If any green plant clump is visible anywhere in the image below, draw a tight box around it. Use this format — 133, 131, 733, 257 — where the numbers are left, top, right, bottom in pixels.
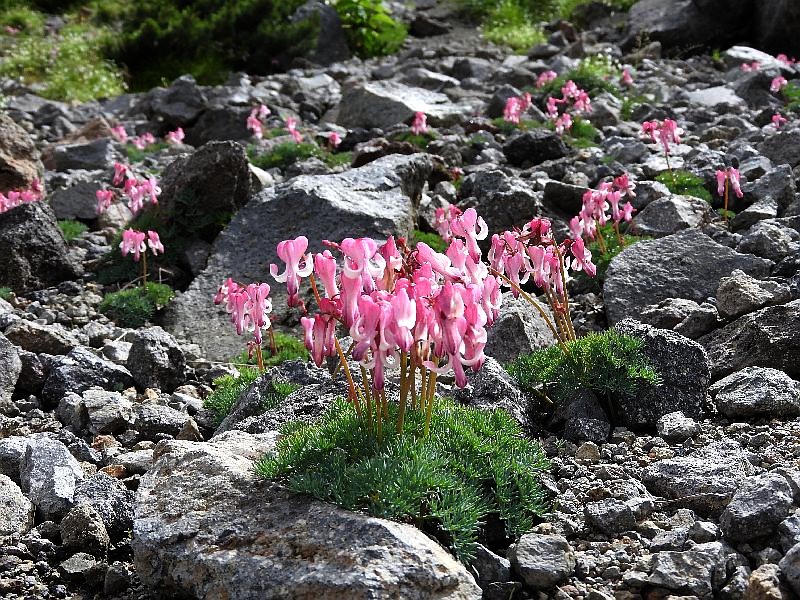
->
409, 229, 448, 254
57, 219, 88, 242
248, 141, 351, 170
0, 286, 11, 300
481, 0, 546, 51
782, 82, 800, 113
204, 368, 297, 426
576, 224, 644, 288
256, 397, 550, 564
538, 55, 621, 98
234, 331, 310, 368
490, 116, 543, 134
655, 170, 712, 203
98, 282, 174, 328
506, 329, 661, 423
333, 0, 406, 58
125, 141, 170, 163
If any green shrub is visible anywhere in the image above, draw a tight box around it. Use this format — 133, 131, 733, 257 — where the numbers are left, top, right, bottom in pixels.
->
256, 397, 550, 564
125, 141, 169, 163
655, 170, 712, 203
506, 330, 661, 424
410, 229, 448, 254
333, 0, 406, 58
204, 368, 298, 426
57, 219, 88, 242
482, 0, 546, 51
558, 0, 637, 20
234, 331, 310, 368
248, 142, 350, 170
391, 130, 438, 149
783, 82, 800, 113
0, 287, 11, 300
98, 282, 174, 327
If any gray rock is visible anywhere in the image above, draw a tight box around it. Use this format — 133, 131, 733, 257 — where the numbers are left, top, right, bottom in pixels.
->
639, 298, 718, 339
542, 180, 585, 216
731, 69, 782, 110
602, 136, 650, 165
459, 171, 541, 234
133, 434, 482, 599
164, 154, 432, 361
698, 299, 800, 379
291, 0, 351, 65
61, 504, 110, 555
551, 388, 611, 444
503, 130, 569, 167
41, 347, 136, 407
633, 195, 713, 237
58, 388, 136, 435
656, 411, 699, 442
452, 357, 530, 429
716, 269, 791, 319
185, 106, 251, 147
0, 111, 42, 190
737, 220, 800, 261
116, 449, 153, 475
49, 173, 105, 220
0, 202, 81, 293
473, 544, 511, 585
51, 138, 116, 172
719, 473, 794, 542
779, 542, 800, 596
59, 552, 101, 583
508, 533, 575, 589
644, 541, 741, 598
642, 439, 755, 517
73, 472, 134, 538
0, 436, 29, 482
778, 515, 800, 553
723, 46, 792, 73
732, 166, 796, 232
134, 403, 196, 440
584, 498, 636, 535
485, 85, 523, 119
604, 229, 772, 325
104, 561, 134, 596
484, 293, 556, 364
0, 332, 21, 405
754, 0, 800, 58
141, 75, 207, 128
613, 320, 711, 427
709, 366, 800, 419
126, 326, 186, 392
759, 130, 800, 168
20, 437, 84, 521
337, 81, 466, 130
685, 86, 745, 109
0, 474, 33, 537
4, 319, 81, 355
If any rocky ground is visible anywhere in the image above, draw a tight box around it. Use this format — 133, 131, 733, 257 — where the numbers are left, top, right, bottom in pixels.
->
1, 0, 800, 599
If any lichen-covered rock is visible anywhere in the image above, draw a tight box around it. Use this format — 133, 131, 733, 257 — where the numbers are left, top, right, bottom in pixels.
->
507, 533, 575, 590
0, 111, 43, 191
126, 326, 186, 393
709, 367, 800, 419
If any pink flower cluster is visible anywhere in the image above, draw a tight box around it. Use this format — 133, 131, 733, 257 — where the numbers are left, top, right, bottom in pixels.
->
119, 229, 163, 262
165, 127, 185, 144
740, 61, 761, 72
269, 209, 499, 390
214, 279, 273, 345
96, 162, 161, 215
131, 132, 156, 151
0, 179, 44, 214
716, 167, 743, 199
286, 117, 302, 143
246, 104, 271, 139
620, 68, 634, 87
570, 174, 636, 241
777, 54, 796, 66
111, 125, 128, 144
772, 113, 788, 129
411, 111, 428, 135
328, 131, 342, 148
771, 76, 789, 93
546, 80, 591, 136
536, 70, 557, 89
503, 93, 532, 124
640, 118, 683, 156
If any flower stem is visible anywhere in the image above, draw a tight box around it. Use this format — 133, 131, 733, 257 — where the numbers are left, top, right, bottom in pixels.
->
255, 344, 264, 372
397, 351, 408, 434
142, 252, 148, 287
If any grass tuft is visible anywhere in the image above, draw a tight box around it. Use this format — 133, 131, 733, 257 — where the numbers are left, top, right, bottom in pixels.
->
248, 142, 351, 171
202, 367, 299, 426
57, 219, 88, 242
98, 282, 174, 328
655, 170, 712, 203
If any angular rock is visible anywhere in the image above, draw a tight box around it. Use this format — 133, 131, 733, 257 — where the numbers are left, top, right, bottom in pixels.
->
642, 439, 755, 517
633, 195, 713, 237
61, 504, 110, 555
459, 171, 541, 234
584, 499, 636, 535
4, 319, 81, 355
452, 357, 530, 429
604, 229, 772, 325
709, 366, 800, 419
0, 332, 21, 405
164, 154, 432, 360
656, 411, 699, 442
133, 434, 482, 599
133, 403, 196, 440
185, 106, 251, 147
49, 173, 106, 221
737, 220, 800, 261
0, 112, 42, 191
550, 388, 611, 444
779, 542, 800, 596
141, 75, 207, 128
51, 138, 116, 172
0, 474, 33, 537
0, 436, 29, 483
291, 0, 350, 65
758, 131, 800, 169
41, 347, 136, 407
613, 320, 711, 427
484, 293, 556, 364
20, 437, 85, 521
639, 298, 718, 340
698, 300, 800, 379
719, 473, 794, 542
503, 130, 569, 167
126, 326, 186, 393
337, 81, 466, 130
716, 269, 791, 319
508, 533, 575, 590
0, 202, 81, 293
644, 541, 741, 598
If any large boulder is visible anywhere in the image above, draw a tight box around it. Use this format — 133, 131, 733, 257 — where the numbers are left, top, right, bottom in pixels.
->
754, 0, 800, 57
140, 75, 207, 129
0, 112, 43, 191
0, 202, 81, 293
291, 0, 351, 65
41, 347, 136, 407
502, 130, 569, 168
50, 138, 116, 172
719, 472, 795, 543
0, 474, 33, 537
459, 171, 542, 234
709, 366, 800, 418
133, 433, 482, 599
698, 299, 800, 379
507, 534, 575, 590
632, 195, 713, 237
337, 81, 469, 130
604, 229, 772, 325
164, 154, 433, 360
126, 326, 186, 393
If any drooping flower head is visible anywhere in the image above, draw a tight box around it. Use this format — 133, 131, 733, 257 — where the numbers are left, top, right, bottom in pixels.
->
771, 76, 788, 93
270, 236, 313, 308
536, 70, 557, 88
146, 230, 164, 255
286, 117, 303, 143
111, 125, 128, 144
165, 128, 185, 144
119, 229, 147, 262
328, 131, 342, 148
772, 113, 788, 129
411, 111, 428, 135
96, 189, 114, 214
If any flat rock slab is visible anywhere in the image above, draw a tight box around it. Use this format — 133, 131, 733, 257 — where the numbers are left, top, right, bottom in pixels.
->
133, 432, 482, 600
604, 229, 772, 325
164, 153, 433, 361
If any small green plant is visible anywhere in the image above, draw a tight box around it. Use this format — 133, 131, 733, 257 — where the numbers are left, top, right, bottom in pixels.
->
0, 287, 11, 300
98, 282, 174, 328
575, 224, 643, 289
125, 141, 169, 163
538, 55, 620, 98
558, 0, 636, 20
655, 170, 712, 203
391, 130, 437, 149
783, 82, 800, 113
234, 331, 310, 368
410, 229, 448, 254
204, 367, 260, 425
256, 397, 550, 564
57, 219, 88, 242
248, 142, 351, 170
620, 94, 645, 121
333, 0, 406, 58
491, 116, 543, 134
482, 0, 546, 52
552, 117, 598, 148
507, 329, 661, 424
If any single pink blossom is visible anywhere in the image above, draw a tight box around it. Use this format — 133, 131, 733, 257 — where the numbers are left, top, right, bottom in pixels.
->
504, 97, 522, 123
146, 231, 164, 255
621, 68, 634, 87
111, 125, 128, 144
772, 113, 788, 129
286, 117, 302, 143
411, 111, 428, 135
270, 236, 313, 308
165, 127, 185, 144
120, 229, 146, 262
113, 162, 130, 186
328, 131, 342, 148
247, 115, 263, 139
95, 189, 114, 214
771, 76, 788, 93
554, 113, 572, 135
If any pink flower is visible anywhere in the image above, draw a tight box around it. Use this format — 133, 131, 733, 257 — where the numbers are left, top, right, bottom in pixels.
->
448, 207, 488, 263
314, 250, 339, 297
772, 113, 787, 129
255, 104, 270, 120
247, 115, 263, 139
570, 237, 596, 277
716, 169, 726, 197
124, 179, 145, 214
411, 111, 428, 135
214, 277, 240, 307
4, 26, 19, 35
112, 162, 130, 186
658, 118, 683, 154
621, 202, 635, 222
771, 76, 788, 93
95, 189, 114, 214
740, 61, 760, 72
146, 231, 164, 255
520, 92, 532, 111
613, 173, 636, 198
270, 236, 313, 308
546, 96, 563, 118
165, 128, 185, 144
328, 131, 342, 148
640, 120, 660, 143
728, 168, 743, 198
573, 91, 591, 113
536, 70, 557, 88
302, 312, 336, 366
286, 117, 302, 143
244, 283, 272, 344
621, 68, 634, 87
120, 229, 147, 262
554, 113, 572, 135
143, 177, 161, 205
504, 97, 522, 124
111, 125, 128, 144
776, 54, 795, 65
